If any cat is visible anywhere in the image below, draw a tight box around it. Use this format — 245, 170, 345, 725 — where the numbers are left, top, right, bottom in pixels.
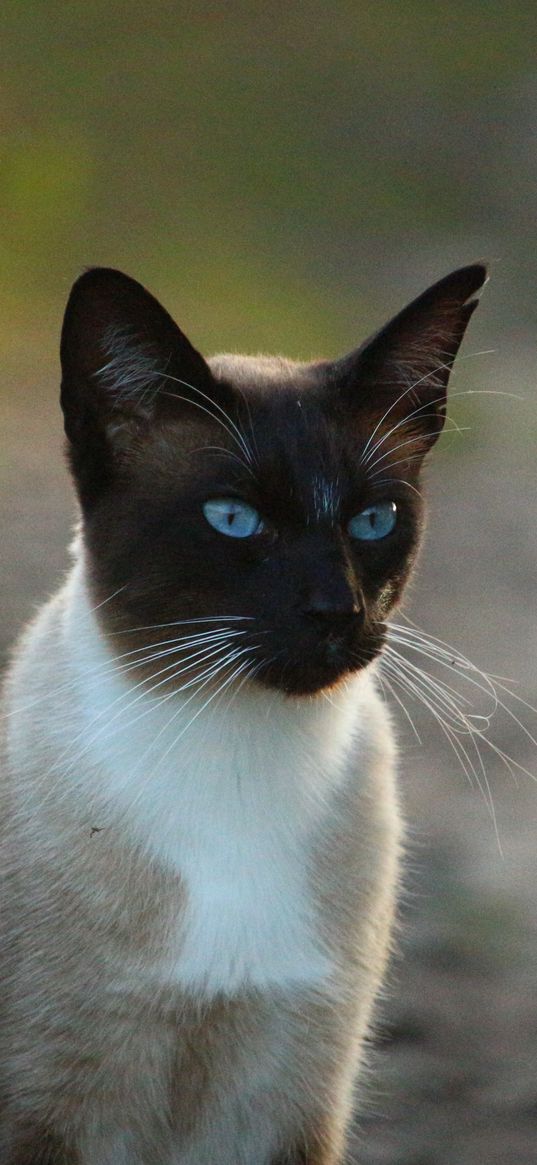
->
0, 262, 486, 1164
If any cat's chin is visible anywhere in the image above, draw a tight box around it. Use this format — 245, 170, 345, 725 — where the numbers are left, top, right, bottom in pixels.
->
252, 645, 380, 698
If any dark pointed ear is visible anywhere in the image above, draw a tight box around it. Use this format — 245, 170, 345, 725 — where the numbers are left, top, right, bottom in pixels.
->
60, 267, 223, 505
328, 263, 488, 452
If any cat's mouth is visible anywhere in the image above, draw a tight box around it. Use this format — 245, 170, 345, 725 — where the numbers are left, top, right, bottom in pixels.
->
254, 626, 385, 696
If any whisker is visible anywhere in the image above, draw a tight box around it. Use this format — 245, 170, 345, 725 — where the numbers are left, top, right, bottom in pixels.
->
384, 644, 490, 731
362, 383, 523, 472
377, 670, 422, 743
379, 612, 537, 849
391, 615, 521, 685
128, 649, 259, 788
236, 384, 261, 468
358, 346, 496, 466
380, 652, 502, 844
365, 424, 470, 477
387, 621, 537, 750
367, 453, 438, 480
2, 628, 246, 719
89, 585, 128, 612
112, 615, 253, 635
211, 653, 264, 720
160, 371, 254, 467
47, 639, 251, 786
359, 356, 461, 467
189, 444, 257, 478
103, 647, 253, 767
104, 630, 246, 678
372, 478, 424, 501
389, 629, 535, 754
82, 649, 259, 826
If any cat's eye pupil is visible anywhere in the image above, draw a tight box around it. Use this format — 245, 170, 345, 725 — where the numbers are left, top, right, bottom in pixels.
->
347, 501, 397, 542
203, 498, 264, 539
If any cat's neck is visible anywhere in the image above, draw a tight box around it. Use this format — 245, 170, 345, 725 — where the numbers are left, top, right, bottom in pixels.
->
35, 554, 376, 857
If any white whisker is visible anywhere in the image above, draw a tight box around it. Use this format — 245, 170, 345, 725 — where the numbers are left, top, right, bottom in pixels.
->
120, 649, 259, 808
89, 585, 128, 612
2, 628, 246, 719
113, 615, 252, 635
380, 652, 502, 847
160, 371, 254, 468
377, 670, 422, 743
189, 444, 257, 478
48, 639, 254, 787
372, 478, 424, 501
359, 357, 458, 467
362, 383, 522, 472
379, 614, 537, 849
151, 654, 255, 773
365, 423, 469, 477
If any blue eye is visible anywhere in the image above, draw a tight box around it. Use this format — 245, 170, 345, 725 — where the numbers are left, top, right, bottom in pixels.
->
203, 498, 264, 539
348, 501, 397, 541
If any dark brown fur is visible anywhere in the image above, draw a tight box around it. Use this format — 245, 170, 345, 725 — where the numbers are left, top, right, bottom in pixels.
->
3, 1127, 78, 1165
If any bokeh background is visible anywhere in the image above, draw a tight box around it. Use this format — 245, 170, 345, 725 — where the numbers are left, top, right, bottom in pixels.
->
1, 5, 536, 1162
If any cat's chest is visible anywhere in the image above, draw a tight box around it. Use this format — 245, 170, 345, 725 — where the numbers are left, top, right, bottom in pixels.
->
158, 808, 333, 996
85, 676, 363, 998
130, 750, 339, 997
62, 638, 365, 1001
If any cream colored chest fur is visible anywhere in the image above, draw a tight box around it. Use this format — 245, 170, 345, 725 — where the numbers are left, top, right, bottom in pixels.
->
5, 563, 395, 1002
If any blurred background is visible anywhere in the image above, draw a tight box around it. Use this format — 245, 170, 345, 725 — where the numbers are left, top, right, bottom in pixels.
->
1, 4, 536, 1162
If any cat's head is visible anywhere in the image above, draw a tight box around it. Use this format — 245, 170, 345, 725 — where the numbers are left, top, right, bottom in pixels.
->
60, 264, 486, 696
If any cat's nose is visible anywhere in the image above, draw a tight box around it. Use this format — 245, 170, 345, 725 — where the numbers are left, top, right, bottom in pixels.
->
301, 588, 363, 631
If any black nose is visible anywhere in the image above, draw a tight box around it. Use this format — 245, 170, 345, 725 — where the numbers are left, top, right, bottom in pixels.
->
301, 588, 363, 633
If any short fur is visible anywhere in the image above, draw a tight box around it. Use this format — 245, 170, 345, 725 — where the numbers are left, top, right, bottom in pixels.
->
0, 264, 486, 1163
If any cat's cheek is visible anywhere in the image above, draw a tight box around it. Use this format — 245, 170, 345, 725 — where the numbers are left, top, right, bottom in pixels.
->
375, 581, 398, 616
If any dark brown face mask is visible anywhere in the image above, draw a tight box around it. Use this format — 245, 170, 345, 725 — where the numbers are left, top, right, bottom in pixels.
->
60, 263, 487, 695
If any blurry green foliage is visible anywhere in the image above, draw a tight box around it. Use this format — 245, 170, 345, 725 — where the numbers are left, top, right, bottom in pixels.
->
0, 2, 535, 392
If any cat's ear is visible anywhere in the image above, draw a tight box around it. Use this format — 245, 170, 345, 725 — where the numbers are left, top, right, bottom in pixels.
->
330, 263, 488, 451
60, 267, 223, 503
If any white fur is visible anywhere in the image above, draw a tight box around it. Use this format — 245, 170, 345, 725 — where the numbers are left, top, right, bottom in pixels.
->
7, 554, 386, 999
312, 473, 339, 522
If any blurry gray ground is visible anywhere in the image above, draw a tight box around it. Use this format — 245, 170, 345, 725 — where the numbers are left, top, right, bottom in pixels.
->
2, 376, 536, 1165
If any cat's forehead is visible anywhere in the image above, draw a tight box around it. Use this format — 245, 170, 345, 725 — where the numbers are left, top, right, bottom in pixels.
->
203, 357, 355, 528
126, 350, 348, 517
208, 352, 314, 393
210, 351, 331, 431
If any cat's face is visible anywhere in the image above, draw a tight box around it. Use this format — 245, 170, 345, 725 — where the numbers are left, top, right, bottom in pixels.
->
60, 265, 486, 696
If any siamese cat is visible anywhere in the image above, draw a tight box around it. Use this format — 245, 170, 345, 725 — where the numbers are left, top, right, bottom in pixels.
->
0, 262, 486, 1164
